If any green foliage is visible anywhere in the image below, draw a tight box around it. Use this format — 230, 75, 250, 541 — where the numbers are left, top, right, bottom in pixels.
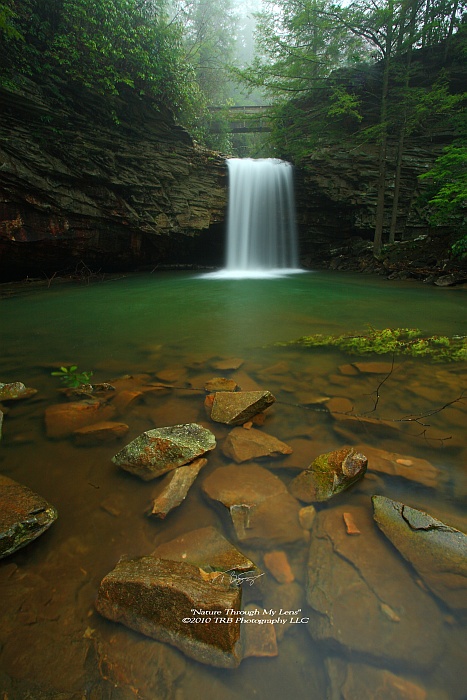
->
0, 2, 22, 39
451, 234, 467, 259
420, 142, 467, 227
277, 327, 467, 362
51, 365, 93, 388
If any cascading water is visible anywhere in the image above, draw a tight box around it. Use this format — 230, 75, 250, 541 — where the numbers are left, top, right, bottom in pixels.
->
206, 158, 300, 279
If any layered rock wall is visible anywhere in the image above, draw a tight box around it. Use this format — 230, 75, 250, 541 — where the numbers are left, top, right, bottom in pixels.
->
0, 80, 228, 280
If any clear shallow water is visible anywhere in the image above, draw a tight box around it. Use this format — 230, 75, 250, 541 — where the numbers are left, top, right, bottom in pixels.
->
0, 270, 466, 699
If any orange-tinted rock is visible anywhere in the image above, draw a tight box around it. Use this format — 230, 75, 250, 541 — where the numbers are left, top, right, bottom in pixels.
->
202, 464, 287, 508
45, 400, 116, 438
343, 512, 361, 535
0, 475, 57, 558
325, 397, 354, 417
73, 421, 129, 445
263, 551, 295, 584
222, 427, 292, 463
355, 444, 440, 488
338, 364, 359, 376
96, 556, 242, 668
148, 458, 207, 519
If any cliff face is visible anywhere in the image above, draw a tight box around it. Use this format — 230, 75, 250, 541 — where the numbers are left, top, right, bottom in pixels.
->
0, 79, 228, 280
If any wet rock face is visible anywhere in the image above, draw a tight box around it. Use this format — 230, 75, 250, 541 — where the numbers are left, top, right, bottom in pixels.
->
148, 457, 207, 519
306, 505, 444, 669
206, 390, 275, 426
0, 476, 57, 558
0, 80, 227, 280
0, 382, 37, 401
372, 495, 467, 614
112, 423, 216, 481
289, 447, 367, 502
96, 556, 242, 668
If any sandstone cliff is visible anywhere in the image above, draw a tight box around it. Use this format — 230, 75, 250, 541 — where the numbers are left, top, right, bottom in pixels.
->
0, 79, 227, 280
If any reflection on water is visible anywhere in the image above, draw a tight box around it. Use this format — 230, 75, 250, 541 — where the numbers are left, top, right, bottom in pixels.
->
0, 271, 466, 698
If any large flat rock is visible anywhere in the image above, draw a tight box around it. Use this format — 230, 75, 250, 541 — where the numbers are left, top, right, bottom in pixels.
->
96, 556, 243, 668
306, 505, 444, 669
0, 475, 57, 558
372, 495, 467, 614
356, 444, 440, 488
112, 423, 216, 481
222, 427, 293, 463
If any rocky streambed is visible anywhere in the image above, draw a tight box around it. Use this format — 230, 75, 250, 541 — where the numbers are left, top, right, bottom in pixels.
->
0, 341, 466, 698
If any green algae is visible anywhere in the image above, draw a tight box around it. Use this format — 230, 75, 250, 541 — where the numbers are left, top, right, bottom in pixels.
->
277, 327, 467, 362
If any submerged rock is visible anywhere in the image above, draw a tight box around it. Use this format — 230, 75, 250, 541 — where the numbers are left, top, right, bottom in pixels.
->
112, 423, 216, 481
73, 420, 129, 445
152, 525, 258, 575
203, 465, 306, 547
0, 475, 57, 558
0, 409, 3, 441
325, 658, 427, 700
206, 390, 275, 426
222, 427, 293, 463
372, 495, 467, 614
0, 381, 37, 401
148, 458, 207, 519
96, 556, 243, 667
45, 399, 116, 438
306, 505, 443, 668
204, 377, 238, 392
289, 447, 367, 503
356, 444, 440, 488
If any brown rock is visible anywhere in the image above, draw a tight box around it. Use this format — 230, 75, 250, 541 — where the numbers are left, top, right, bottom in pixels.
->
96, 556, 242, 667
325, 396, 354, 416
212, 358, 244, 371
355, 444, 440, 488
222, 427, 293, 463
338, 364, 360, 376
112, 389, 144, 413
352, 361, 396, 374
343, 511, 361, 535
152, 525, 258, 575
289, 447, 367, 503
0, 475, 58, 558
45, 400, 116, 438
0, 381, 37, 401
263, 551, 295, 584
112, 423, 216, 481
325, 658, 427, 700
204, 377, 238, 392
207, 390, 275, 426
242, 604, 278, 658
202, 464, 287, 507
306, 505, 444, 668
299, 505, 317, 530
73, 421, 129, 445
148, 458, 207, 519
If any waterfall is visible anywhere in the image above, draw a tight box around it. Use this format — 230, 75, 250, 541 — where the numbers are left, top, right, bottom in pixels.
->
222, 158, 300, 278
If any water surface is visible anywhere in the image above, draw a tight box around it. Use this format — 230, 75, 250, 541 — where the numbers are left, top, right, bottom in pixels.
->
0, 270, 465, 698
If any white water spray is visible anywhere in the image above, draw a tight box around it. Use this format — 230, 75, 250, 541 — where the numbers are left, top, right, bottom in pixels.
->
203, 158, 300, 279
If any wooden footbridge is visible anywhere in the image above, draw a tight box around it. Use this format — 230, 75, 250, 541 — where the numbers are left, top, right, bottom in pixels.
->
209, 105, 272, 133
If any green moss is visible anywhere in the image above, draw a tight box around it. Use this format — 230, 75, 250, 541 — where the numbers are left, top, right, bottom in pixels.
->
277, 327, 467, 362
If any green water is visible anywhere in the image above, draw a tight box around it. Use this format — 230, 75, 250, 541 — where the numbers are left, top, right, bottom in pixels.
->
0, 271, 466, 698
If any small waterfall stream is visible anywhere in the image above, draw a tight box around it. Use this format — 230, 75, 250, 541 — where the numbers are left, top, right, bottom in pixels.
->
220, 158, 300, 278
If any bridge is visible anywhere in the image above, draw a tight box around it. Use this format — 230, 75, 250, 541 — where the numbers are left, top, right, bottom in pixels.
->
209, 105, 272, 133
